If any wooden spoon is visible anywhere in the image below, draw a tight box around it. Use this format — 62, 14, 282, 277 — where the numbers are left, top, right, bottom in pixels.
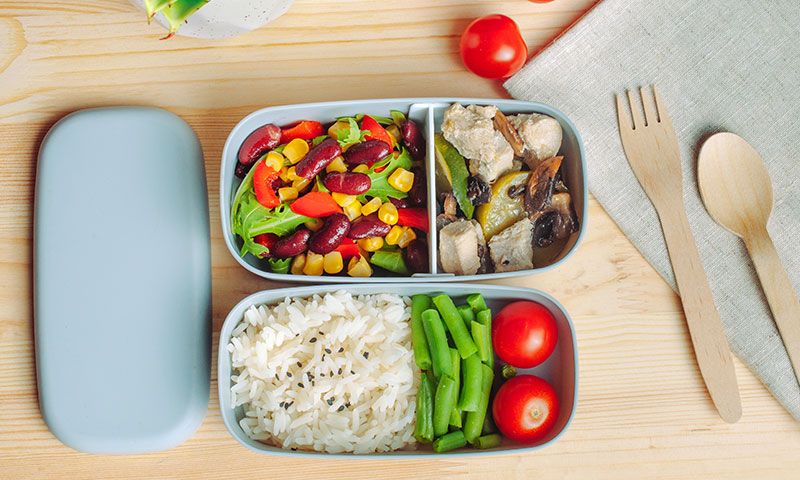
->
698, 132, 800, 387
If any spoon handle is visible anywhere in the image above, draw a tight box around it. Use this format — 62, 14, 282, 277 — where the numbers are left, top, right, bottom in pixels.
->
659, 206, 742, 423
745, 227, 800, 386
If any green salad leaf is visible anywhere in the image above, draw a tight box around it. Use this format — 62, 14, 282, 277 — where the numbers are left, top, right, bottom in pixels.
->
311, 135, 328, 146
268, 257, 292, 274
336, 113, 394, 125
334, 118, 370, 146
357, 148, 413, 202
390, 110, 407, 125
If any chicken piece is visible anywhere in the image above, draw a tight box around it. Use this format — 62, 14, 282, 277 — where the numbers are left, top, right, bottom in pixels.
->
438, 219, 485, 275
507, 113, 563, 169
442, 103, 514, 184
489, 218, 534, 273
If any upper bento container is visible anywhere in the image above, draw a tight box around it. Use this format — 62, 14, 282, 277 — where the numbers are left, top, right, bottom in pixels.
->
220, 98, 587, 283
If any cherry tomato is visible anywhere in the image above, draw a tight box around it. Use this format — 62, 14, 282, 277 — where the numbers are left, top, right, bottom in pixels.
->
492, 374, 559, 443
459, 14, 528, 79
493, 301, 557, 368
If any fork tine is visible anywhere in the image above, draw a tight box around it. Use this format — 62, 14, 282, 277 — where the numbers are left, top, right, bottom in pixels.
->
640, 86, 657, 125
626, 90, 644, 129
653, 85, 671, 125
615, 94, 634, 130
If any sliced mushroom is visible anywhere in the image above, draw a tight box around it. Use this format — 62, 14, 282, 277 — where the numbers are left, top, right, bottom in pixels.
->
436, 193, 459, 230
531, 192, 578, 247
524, 156, 563, 213
493, 110, 525, 157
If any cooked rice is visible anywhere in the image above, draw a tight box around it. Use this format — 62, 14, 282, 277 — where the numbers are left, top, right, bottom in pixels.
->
227, 290, 418, 453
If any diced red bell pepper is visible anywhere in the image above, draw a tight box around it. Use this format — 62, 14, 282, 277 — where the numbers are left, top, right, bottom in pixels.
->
289, 191, 342, 218
335, 240, 361, 260
397, 208, 429, 232
254, 233, 278, 258
280, 120, 324, 144
253, 161, 281, 209
361, 115, 394, 149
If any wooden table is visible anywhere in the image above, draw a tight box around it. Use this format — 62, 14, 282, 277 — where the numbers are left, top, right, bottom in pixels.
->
1, 1, 798, 478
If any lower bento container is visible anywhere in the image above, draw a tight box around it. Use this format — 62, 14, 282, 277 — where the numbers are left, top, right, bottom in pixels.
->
220, 98, 587, 283
218, 283, 578, 458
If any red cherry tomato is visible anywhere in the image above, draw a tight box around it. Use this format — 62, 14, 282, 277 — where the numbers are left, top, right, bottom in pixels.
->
492, 375, 559, 443
459, 14, 528, 79
492, 301, 557, 368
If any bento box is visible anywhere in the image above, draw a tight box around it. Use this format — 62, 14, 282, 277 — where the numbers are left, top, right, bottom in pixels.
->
220, 98, 587, 283
217, 283, 578, 458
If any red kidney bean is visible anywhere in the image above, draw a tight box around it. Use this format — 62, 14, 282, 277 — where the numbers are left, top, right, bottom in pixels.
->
323, 172, 371, 195
308, 214, 350, 254
400, 120, 425, 160
343, 140, 391, 166
405, 239, 429, 274
347, 213, 391, 239
235, 162, 252, 179
271, 228, 311, 258
407, 167, 426, 206
238, 124, 281, 165
295, 138, 342, 179
389, 197, 410, 209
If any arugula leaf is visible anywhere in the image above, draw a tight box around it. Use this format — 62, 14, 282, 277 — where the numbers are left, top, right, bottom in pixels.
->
334, 118, 370, 146
268, 257, 292, 274
357, 148, 413, 202
232, 190, 311, 258
390, 110, 407, 125
311, 135, 328, 146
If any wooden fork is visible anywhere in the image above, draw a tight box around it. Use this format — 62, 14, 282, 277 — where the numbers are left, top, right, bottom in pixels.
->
616, 86, 742, 423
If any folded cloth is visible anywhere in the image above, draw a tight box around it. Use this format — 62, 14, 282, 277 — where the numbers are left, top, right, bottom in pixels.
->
505, 0, 800, 419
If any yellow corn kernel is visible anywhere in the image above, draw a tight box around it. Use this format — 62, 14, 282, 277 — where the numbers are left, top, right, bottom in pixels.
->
278, 187, 298, 203
332, 192, 357, 207
283, 138, 310, 164
378, 202, 399, 225
386, 124, 401, 147
292, 177, 311, 192
328, 120, 350, 139
397, 227, 417, 248
360, 197, 382, 216
385, 225, 404, 245
358, 236, 384, 252
353, 164, 370, 174
279, 166, 290, 182
325, 156, 348, 173
347, 255, 373, 277
263, 151, 285, 172
286, 166, 299, 181
290, 253, 307, 275
304, 217, 323, 231
388, 168, 414, 193
303, 252, 324, 276
343, 200, 362, 221
323, 251, 344, 274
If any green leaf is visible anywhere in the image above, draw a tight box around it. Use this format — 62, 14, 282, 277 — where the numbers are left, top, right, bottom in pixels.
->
390, 110, 407, 125
161, 0, 208, 36
232, 192, 311, 258
311, 135, 328, 146
268, 257, 292, 274
145, 0, 175, 18
357, 148, 413, 202
334, 118, 370, 146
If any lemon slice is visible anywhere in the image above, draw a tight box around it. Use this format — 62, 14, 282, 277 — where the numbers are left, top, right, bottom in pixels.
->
476, 170, 530, 240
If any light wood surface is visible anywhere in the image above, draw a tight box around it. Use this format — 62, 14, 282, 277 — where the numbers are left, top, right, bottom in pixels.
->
616, 87, 741, 423
698, 132, 800, 389
1, 2, 799, 479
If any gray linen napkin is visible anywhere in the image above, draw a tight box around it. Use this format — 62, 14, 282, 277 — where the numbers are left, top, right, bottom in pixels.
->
505, 0, 800, 419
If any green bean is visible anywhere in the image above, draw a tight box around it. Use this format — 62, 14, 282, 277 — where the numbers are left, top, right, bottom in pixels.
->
464, 363, 494, 444
448, 348, 462, 428
476, 308, 492, 326
411, 295, 432, 370
458, 353, 482, 412
422, 309, 453, 379
475, 433, 501, 449
482, 413, 497, 435
432, 430, 467, 453
433, 294, 477, 359
457, 304, 475, 326
471, 321, 492, 366
414, 372, 434, 443
433, 375, 458, 438
467, 293, 488, 312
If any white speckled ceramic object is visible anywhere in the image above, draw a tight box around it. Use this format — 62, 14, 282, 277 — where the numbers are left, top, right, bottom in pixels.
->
130, 0, 294, 39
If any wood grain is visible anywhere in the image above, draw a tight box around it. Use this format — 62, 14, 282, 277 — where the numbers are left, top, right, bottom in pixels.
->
1, 1, 799, 479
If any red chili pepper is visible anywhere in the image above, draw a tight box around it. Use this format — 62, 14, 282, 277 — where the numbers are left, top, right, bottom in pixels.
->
254, 233, 278, 258
280, 120, 324, 144
335, 240, 361, 260
361, 115, 394, 149
253, 161, 281, 209
397, 208, 429, 232
289, 191, 342, 218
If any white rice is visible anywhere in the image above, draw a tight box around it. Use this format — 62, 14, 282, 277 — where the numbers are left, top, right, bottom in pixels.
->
227, 290, 418, 454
